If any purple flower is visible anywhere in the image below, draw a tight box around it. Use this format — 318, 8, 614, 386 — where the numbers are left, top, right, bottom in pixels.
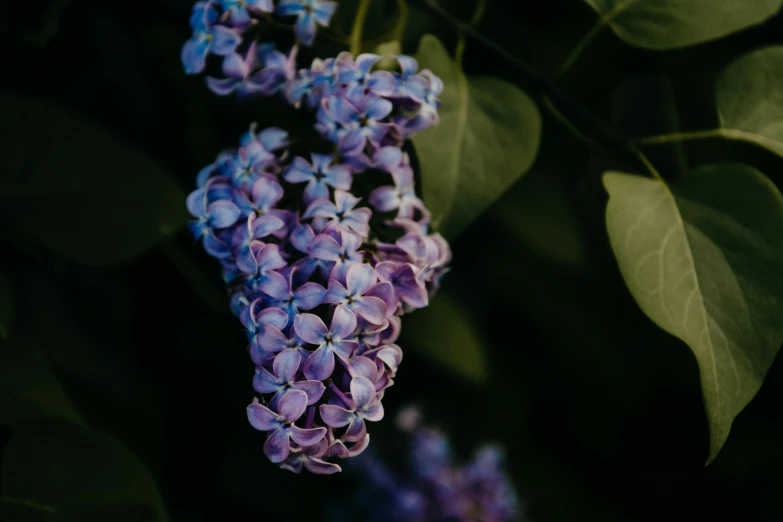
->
240, 301, 289, 357
186, 185, 241, 238
375, 261, 428, 310
247, 391, 326, 462
219, 143, 278, 189
323, 264, 388, 325
276, 0, 338, 46
390, 55, 428, 101
370, 147, 427, 220
264, 268, 327, 324
181, 3, 241, 74
307, 229, 363, 283
280, 437, 342, 474
233, 174, 287, 220
336, 53, 397, 98
324, 92, 393, 156
253, 349, 326, 404
284, 153, 352, 204
238, 243, 289, 298
294, 304, 358, 380
232, 212, 285, 265
320, 375, 384, 442
207, 43, 296, 97
303, 190, 372, 236
219, 0, 274, 26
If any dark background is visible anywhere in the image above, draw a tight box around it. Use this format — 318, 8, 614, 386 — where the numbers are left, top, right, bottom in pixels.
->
1, 0, 782, 521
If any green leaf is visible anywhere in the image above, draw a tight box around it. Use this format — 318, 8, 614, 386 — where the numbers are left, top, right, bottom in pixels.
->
412, 34, 541, 240
402, 288, 488, 383
0, 269, 13, 339
0, 94, 188, 266
715, 46, 783, 158
583, 0, 782, 50
0, 341, 82, 427
603, 165, 783, 463
2, 419, 167, 522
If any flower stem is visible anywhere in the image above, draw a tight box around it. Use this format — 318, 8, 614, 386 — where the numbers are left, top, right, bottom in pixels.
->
350, 0, 373, 56
455, 0, 488, 63
0, 496, 57, 513
557, 21, 605, 77
635, 129, 722, 145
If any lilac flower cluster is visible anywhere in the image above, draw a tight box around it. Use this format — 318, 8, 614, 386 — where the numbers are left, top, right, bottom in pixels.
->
183, 0, 449, 474
186, 129, 449, 473
182, 1, 443, 141
339, 407, 522, 522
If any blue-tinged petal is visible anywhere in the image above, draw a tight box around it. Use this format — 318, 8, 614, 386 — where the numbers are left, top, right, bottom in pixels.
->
257, 325, 291, 353
273, 349, 301, 382
211, 26, 241, 56
252, 214, 285, 238
397, 55, 419, 77
329, 95, 360, 125
255, 243, 287, 271
323, 281, 349, 304
186, 188, 207, 217
284, 156, 316, 183
236, 244, 258, 274
303, 179, 329, 204
258, 127, 289, 151
253, 368, 283, 394
294, 12, 317, 46
292, 380, 326, 404
361, 401, 384, 422
277, 389, 308, 421
186, 220, 207, 239
303, 344, 335, 381
308, 234, 341, 261
346, 264, 377, 295
349, 376, 376, 409
258, 307, 290, 330
369, 186, 400, 212
343, 417, 367, 442
206, 200, 241, 228
291, 224, 315, 253
338, 128, 366, 157
248, 0, 274, 13
206, 76, 239, 96
353, 296, 387, 325
312, 0, 338, 25
276, 0, 306, 16
293, 282, 327, 309
323, 164, 352, 189
347, 356, 378, 381
293, 313, 328, 345
195, 164, 215, 188
181, 37, 210, 75
203, 232, 232, 258
330, 304, 357, 338
222, 52, 249, 78
333, 339, 358, 359
247, 399, 281, 431
303, 199, 337, 219
190, 2, 217, 31
365, 95, 393, 120
264, 428, 292, 463
251, 174, 284, 209
345, 433, 369, 457
259, 270, 290, 300
319, 404, 355, 428
367, 70, 397, 96
377, 344, 403, 372
290, 426, 326, 446
311, 153, 333, 172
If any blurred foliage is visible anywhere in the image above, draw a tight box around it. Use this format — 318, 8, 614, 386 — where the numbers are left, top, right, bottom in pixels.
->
0, 0, 782, 521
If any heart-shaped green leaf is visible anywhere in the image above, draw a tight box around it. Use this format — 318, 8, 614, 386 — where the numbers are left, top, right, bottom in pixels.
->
604, 165, 783, 463
413, 34, 541, 240
583, 0, 782, 49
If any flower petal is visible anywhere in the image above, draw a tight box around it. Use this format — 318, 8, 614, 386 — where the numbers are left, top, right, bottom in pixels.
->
264, 427, 291, 463
247, 399, 280, 431
302, 344, 335, 381
293, 313, 328, 345
350, 375, 376, 409
290, 425, 326, 447
308, 234, 341, 261
277, 389, 308, 422
294, 282, 327, 309
303, 457, 342, 474
257, 307, 289, 330
273, 349, 301, 382
361, 401, 384, 422
353, 296, 387, 325
294, 12, 317, 45
253, 368, 282, 394
206, 200, 241, 228
319, 404, 355, 428
291, 380, 326, 404
258, 270, 290, 300
346, 264, 377, 295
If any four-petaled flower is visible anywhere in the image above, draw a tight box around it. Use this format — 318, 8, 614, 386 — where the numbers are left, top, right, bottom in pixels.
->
247, 390, 327, 462
304, 190, 372, 236
276, 0, 338, 46
253, 349, 326, 404
324, 264, 389, 325
324, 92, 393, 157
181, 2, 241, 74
294, 305, 358, 380
320, 376, 384, 442
284, 153, 352, 204
336, 53, 397, 98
